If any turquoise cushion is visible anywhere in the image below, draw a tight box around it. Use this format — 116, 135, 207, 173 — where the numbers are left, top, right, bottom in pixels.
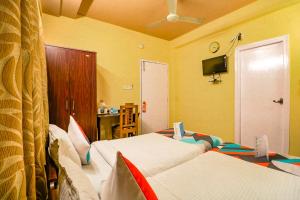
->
211, 136, 223, 147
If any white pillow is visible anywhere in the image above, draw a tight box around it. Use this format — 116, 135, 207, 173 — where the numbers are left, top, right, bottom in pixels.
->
49, 124, 81, 166
271, 160, 300, 176
68, 116, 91, 164
101, 152, 158, 200
59, 155, 99, 200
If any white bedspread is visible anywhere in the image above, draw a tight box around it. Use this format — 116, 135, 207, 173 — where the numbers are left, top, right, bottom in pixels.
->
93, 133, 205, 177
147, 151, 300, 200
82, 145, 112, 197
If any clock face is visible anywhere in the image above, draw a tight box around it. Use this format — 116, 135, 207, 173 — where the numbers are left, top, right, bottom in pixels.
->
209, 41, 220, 53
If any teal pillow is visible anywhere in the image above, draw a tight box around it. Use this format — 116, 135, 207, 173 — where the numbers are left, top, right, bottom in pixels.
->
86, 149, 91, 164
211, 136, 223, 147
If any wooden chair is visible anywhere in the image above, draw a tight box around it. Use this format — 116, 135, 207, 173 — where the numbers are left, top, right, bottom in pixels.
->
112, 103, 139, 139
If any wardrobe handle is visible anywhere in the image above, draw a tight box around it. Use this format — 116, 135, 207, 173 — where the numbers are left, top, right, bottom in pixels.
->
72, 100, 75, 114
65, 99, 69, 111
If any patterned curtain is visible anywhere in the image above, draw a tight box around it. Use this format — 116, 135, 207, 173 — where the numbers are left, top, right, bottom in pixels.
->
0, 0, 49, 199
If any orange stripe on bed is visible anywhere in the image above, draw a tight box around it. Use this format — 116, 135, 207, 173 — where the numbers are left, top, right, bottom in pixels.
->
219, 152, 256, 156
257, 162, 270, 167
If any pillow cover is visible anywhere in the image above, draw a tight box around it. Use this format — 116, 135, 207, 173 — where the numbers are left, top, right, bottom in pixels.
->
101, 152, 158, 200
271, 159, 300, 176
68, 116, 91, 164
59, 155, 99, 200
49, 124, 81, 166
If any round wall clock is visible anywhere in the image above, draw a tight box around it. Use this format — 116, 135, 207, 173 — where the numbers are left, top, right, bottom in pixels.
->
209, 41, 220, 53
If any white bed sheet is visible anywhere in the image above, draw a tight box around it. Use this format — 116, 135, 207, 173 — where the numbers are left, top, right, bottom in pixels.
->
82, 144, 112, 197
93, 133, 205, 177
147, 151, 300, 200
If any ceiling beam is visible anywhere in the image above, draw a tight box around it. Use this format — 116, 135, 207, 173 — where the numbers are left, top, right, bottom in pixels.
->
61, 0, 83, 18
77, 0, 94, 16
41, 0, 62, 16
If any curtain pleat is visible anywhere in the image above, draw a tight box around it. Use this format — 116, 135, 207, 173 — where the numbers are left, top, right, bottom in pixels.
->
0, 0, 49, 199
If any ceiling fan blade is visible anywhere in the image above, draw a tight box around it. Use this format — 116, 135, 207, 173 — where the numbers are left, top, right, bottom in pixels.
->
146, 19, 167, 28
167, 0, 177, 14
178, 16, 202, 24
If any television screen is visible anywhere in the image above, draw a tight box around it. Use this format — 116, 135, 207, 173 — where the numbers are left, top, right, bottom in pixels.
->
202, 55, 227, 76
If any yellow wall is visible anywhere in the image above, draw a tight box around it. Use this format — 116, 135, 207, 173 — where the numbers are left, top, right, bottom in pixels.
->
42, 14, 170, 107
169, 3, 300, 156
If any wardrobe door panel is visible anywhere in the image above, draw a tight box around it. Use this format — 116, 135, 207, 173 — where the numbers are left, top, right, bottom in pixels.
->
69, 50, 97, 141
46, 46, 70, 131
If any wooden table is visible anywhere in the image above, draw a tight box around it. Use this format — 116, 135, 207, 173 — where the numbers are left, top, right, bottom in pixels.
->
97, 113, 120, 140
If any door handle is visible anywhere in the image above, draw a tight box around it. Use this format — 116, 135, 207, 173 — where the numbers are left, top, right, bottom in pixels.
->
273, 98, 283, 105
142, 101, 147, 113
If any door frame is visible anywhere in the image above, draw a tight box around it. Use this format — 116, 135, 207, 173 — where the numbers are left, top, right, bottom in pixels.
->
234, 35, 290, 154
140, 59, 169, 134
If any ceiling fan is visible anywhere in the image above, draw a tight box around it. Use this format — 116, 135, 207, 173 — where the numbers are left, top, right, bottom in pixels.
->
147, 0, 202, 28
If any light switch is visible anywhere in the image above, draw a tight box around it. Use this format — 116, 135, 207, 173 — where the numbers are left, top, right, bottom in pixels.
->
122, 84, 133, 90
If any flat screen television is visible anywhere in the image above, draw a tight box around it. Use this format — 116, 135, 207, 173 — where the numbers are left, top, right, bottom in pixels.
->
202, 55, 227, 76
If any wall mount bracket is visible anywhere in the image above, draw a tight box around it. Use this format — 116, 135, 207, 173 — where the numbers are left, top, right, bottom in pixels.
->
209, 73, 222, 84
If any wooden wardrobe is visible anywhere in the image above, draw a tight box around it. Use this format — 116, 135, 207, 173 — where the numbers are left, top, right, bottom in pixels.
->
46, 45, 97, 142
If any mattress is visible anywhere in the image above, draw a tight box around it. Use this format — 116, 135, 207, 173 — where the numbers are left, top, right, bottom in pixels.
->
93, 133, 205, 176
147, 151, 300, 200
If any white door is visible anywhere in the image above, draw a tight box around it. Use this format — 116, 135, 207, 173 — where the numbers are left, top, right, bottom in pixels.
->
235, 36, 290, 154
141, 60, 168, 134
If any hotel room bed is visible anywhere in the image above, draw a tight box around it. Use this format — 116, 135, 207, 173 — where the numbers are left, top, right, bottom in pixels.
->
50, 126, 300, 199
92, 133, 206, 176
147, 151, 300, 200
157, 128, 300, 173
81, 131, 206, 196
82, 143, 300, 200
